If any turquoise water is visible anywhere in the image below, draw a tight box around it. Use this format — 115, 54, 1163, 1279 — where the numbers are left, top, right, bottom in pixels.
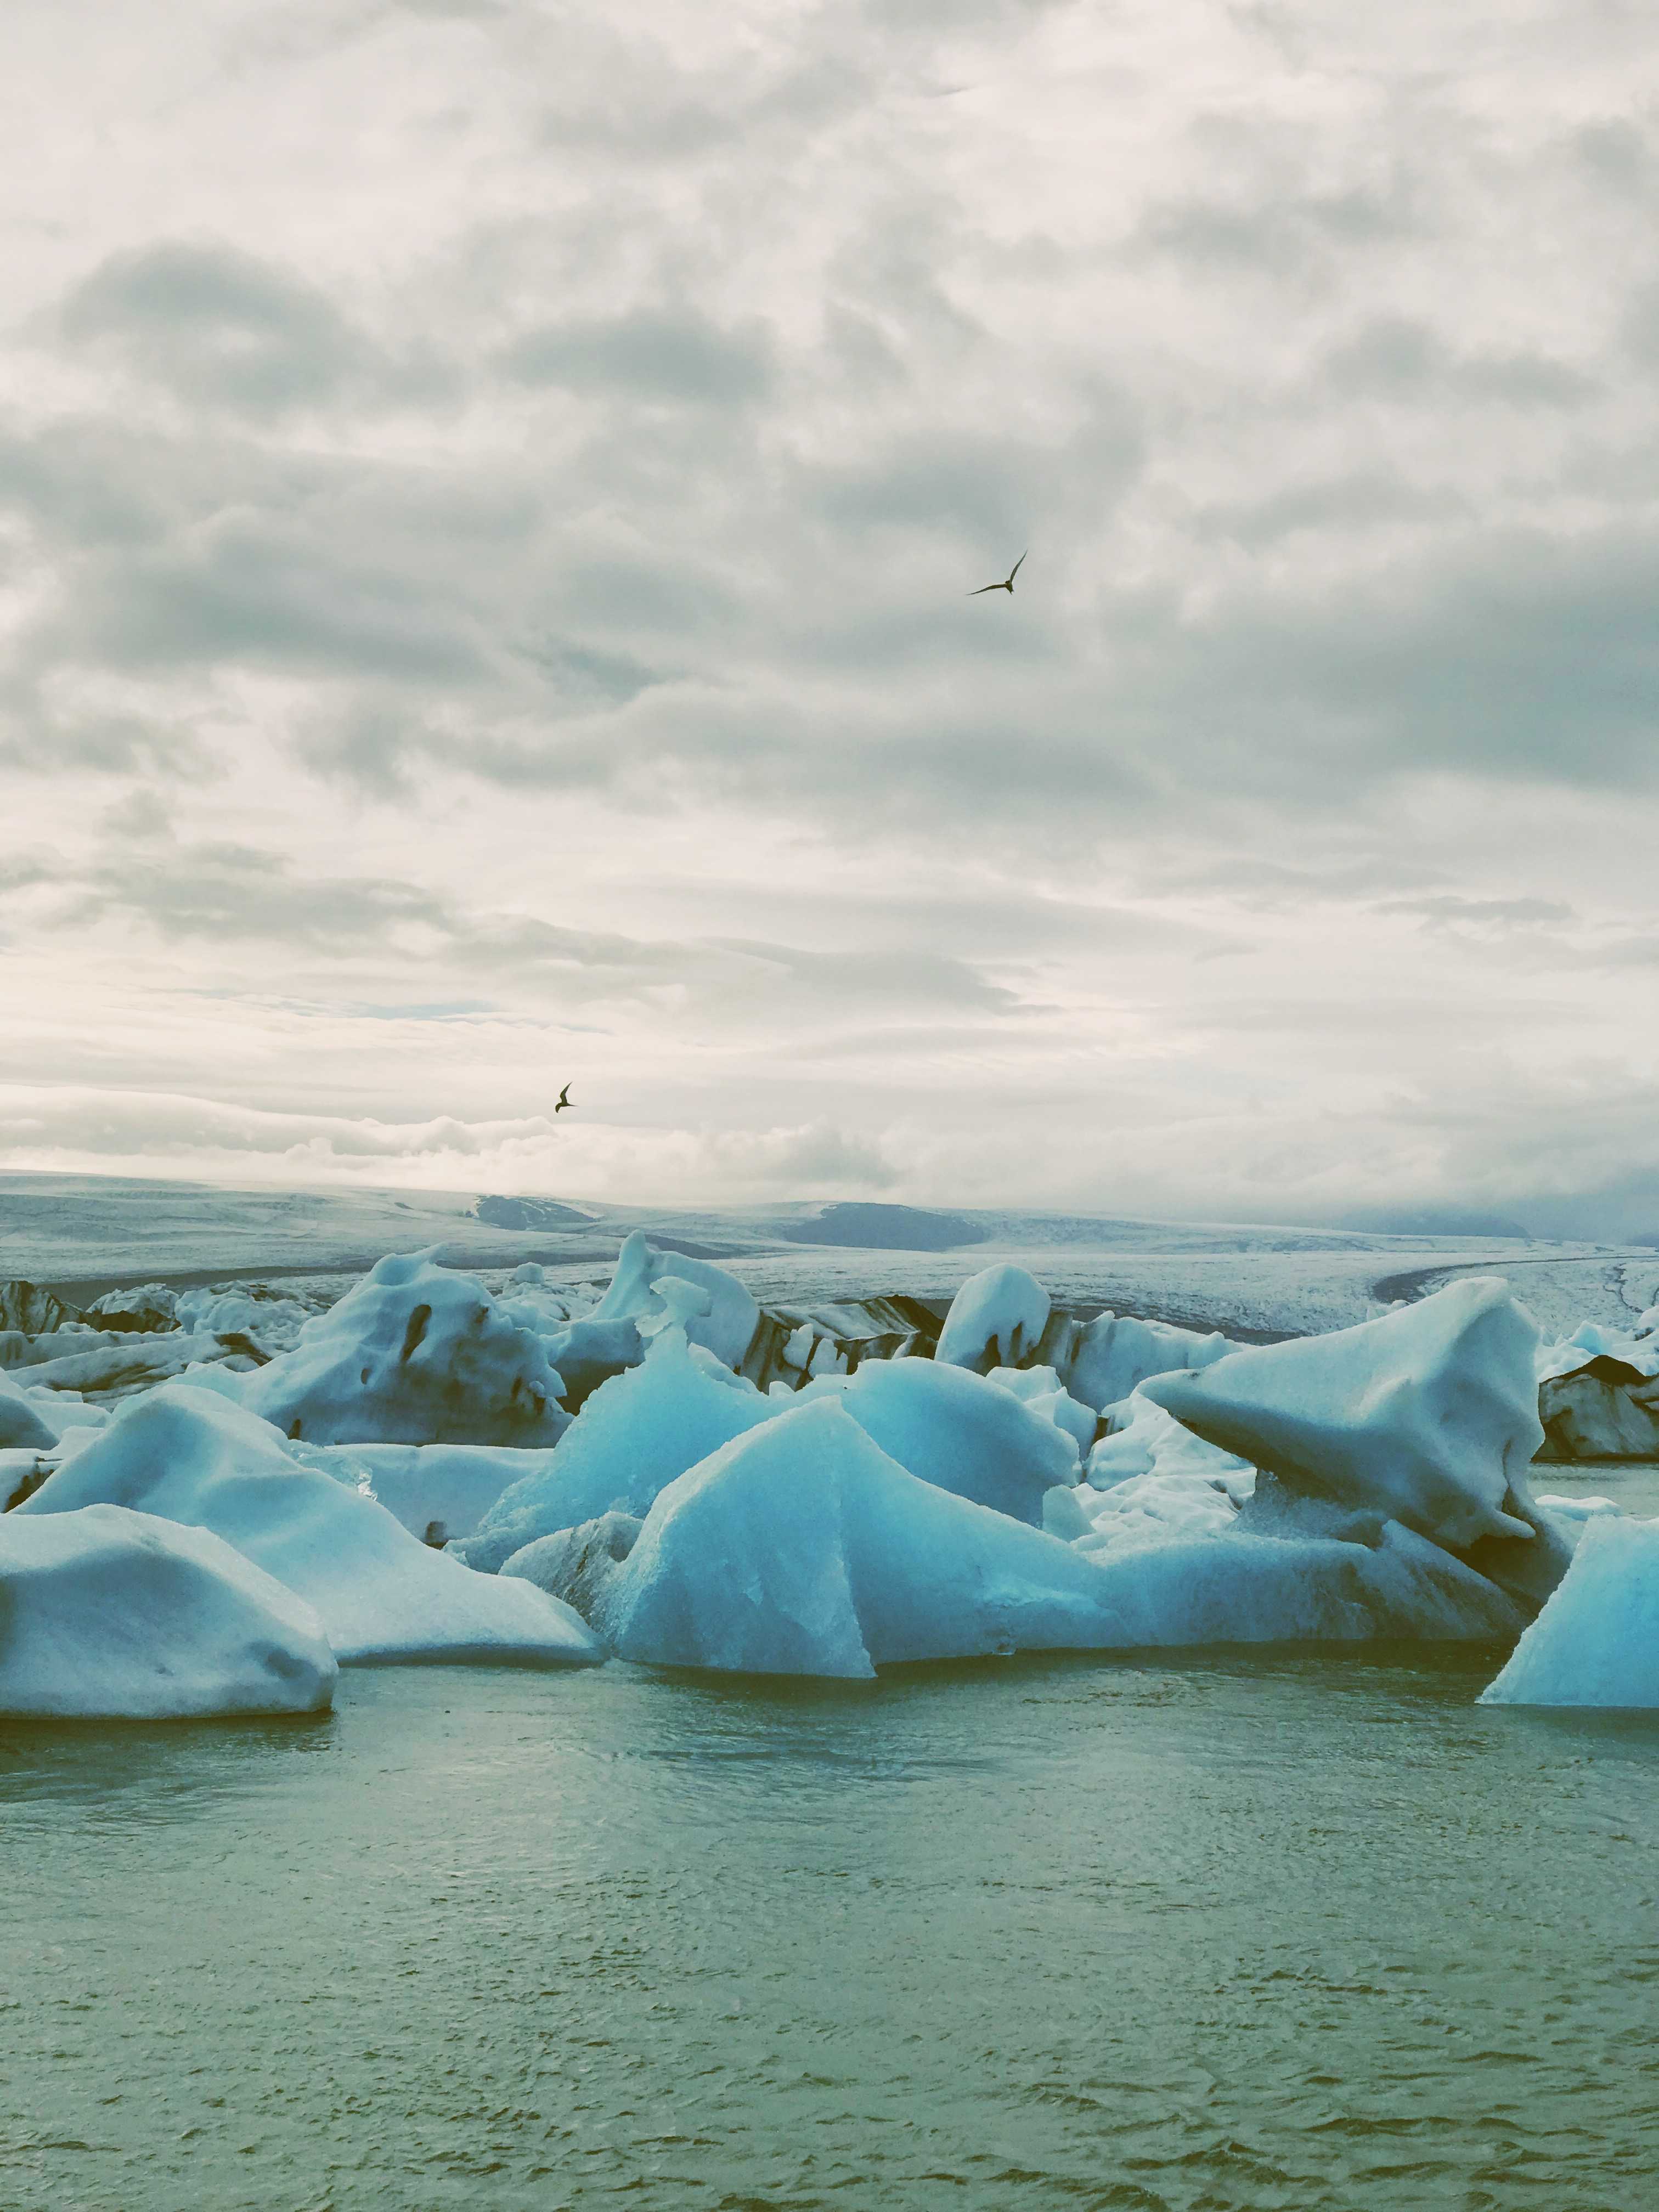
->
3, 1634, 1658, 2212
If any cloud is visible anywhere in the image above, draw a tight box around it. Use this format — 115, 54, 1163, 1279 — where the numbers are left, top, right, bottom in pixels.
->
1321, 315, 1596, 408
500, 309, 774, 405
1380, 894, 1578, 933
0, 1082, 902, 1203
57, 241, 370, 415
2, 0, 1658, 1229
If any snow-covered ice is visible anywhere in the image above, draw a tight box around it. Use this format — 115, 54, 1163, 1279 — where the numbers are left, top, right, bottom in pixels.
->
16, 1390, 602, 1667
0, 1503, 336, 1718
935, 1263, 1049, 1373
10, 1198, 1659, 1704
234, 1253, 573, 1448
1480, 1517, 1659, 1708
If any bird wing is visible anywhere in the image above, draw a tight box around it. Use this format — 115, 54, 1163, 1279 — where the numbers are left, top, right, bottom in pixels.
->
968, 583, 1002, 595
1007, 551, 1027, 585
556, 1086, 570, 1105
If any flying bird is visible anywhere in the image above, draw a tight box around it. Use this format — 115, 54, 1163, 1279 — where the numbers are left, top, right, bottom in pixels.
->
555, 1085, 573, 1114
969, 551, 1026, 597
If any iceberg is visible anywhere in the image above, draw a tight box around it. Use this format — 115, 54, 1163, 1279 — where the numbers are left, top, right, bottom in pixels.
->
935, 1263, 1049, 1373
1139, 1279, 1546, 1553
738, 1295, 939, 1392
173, 1282, 320, 1357
0, 1280, 81, 1335
450, 1326, 775, 1574
18, 1333, 228, 1403
1086, 1389, 1252, 1492
303, 1440, 555, 1547
1059, 1311, 1235, 1414
0, 1503, 336, 1719
0, 1364, 59, 1450
500, 1509, 642, 1645
1536, 1360, 1659, 1463
1535, 1312, 1659, 1384
16, 1391, 602, 1667
235, 1253, 572, 1447
1480, 1517, 1659, 1708
985, 1364, 1097, 1455
591, 1232, 758, 1370
592, 1398, 1524, 1678
3, 1446, 49, 1510
804, 1356, 1080, 1525
602, 1397, 1124, 1677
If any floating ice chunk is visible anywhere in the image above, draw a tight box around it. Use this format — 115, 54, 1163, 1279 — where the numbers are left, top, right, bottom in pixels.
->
936, 1264, 1049, 1373
495, 1264, 577, 1336
1480, 1519, 1659, 1708
0, 1280, 82, 1335
605, 1398, 1125, 1678
1532, 1493, 1628, 1522
1085, 1517, 1525, 1647
500, 1509, 642, 1645
986, 1364, 1097, 1455
493, 1270, 642, 1407
0, 1503, 336, 1718
301, 1441, 558, 1547
1074, 1466, 1248, 1554
16, 1391, 601, 1667
83, 1283, 179, 1332
537, 1316, 644, 1409
0, 1364, 59, 1450
236, 1252, 572, 1447
1535, 1319, 1659, 1384
450, 1327, 775, 1574
1140, 1279, 1545, 1553
1536, 1362, 1659, 1463
174, 1283, 318, 1357
805, 1356, 1079, 1525
601, 1398, 1523, 1678
592, 1232, 758, 1369
687, 1342, 762, 1393
3, 1446, 49, 1510
1086, 1391, 1251, 1492
1061, 1313, 1235, 1414
1041, 1485, 1096, 1541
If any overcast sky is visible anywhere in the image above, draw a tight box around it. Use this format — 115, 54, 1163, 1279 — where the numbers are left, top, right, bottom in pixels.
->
3, 0, 1657, 1233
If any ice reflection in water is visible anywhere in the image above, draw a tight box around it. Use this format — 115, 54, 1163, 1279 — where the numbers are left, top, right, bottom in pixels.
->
3, 1639, 1659, 2212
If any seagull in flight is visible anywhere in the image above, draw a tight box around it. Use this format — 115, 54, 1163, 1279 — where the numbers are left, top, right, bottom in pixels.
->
969, 551, 1026, 597
555, 1084, 573, 1114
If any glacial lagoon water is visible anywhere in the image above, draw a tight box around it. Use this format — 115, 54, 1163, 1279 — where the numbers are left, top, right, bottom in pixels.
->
4, 1491, 1659, 2212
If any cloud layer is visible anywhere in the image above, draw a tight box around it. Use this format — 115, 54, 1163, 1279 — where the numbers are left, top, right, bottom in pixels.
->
3, 0, 1658, 1232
